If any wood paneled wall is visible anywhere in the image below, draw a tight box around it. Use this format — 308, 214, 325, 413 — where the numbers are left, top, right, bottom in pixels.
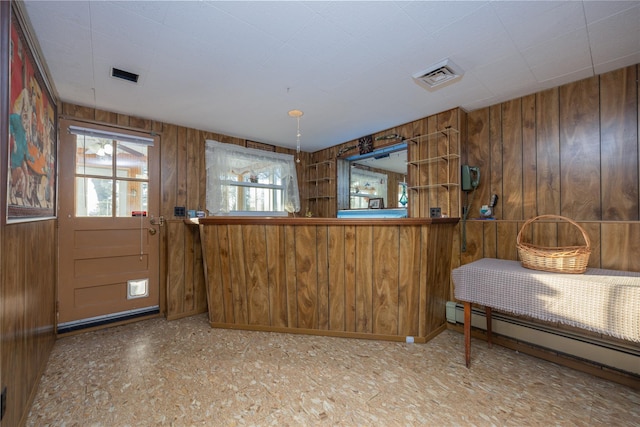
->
1, 221, 56, 427
1, 2, 57, 425
461, 65, 640, 272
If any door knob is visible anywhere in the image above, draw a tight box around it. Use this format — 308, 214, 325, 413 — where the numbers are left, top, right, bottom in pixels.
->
148, 228, 157, 235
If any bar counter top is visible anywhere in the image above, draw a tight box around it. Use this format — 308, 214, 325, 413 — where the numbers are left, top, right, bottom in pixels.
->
192, 216, 459, 226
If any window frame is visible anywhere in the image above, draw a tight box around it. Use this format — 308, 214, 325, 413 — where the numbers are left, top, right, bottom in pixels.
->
205, 140, 300, 216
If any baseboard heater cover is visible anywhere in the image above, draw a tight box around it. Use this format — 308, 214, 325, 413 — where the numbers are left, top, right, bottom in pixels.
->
57, 306, 160, 334
446, 301, 640, 376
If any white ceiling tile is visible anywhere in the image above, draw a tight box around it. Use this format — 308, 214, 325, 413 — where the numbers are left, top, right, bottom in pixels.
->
472, 54, 538, 95
594, 52, 640, 75
588, 6, 640, 66
23, 0, 91, 29
355, 16, 430, 64
211, 1, 317, 43
23, 8, 91, 52
434, 3, 507, 47
153, 1, 219, 33
534, 66, 595, 88
283, 15, 355, 59
256, 44, 326, 91
523, 28, 593, 82
583, 1, 639, 24
36, 40, 93, 80
439, 74, 493, 105
44, 63, 94, 100
451, 32, 520, 73
394, 82, 435, 107
161, 2, 281, 66
491, 1, 565, 21
307, 36, 382, 85
496, 1, 586, 51
317, 1, 406, 36
107, 0, 170, 25
89, 2, 165, 52
405, 1, 489, 36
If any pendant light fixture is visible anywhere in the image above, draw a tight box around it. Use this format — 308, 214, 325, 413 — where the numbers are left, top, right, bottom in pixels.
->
288, 109, 304, 163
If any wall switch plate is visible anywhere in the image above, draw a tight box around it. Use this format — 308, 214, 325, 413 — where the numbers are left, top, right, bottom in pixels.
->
174, 206, 186, 217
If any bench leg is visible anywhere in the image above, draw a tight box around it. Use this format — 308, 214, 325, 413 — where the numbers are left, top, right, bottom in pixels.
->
486, 306, 493, 348
464, 301, 471, 368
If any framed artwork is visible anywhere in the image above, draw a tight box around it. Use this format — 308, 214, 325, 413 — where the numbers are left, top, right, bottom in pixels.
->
6, 3, 57, 222
368, 198, 384, 209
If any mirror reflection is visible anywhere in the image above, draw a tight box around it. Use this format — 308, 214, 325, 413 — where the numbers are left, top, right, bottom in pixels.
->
346, 144, 407, 209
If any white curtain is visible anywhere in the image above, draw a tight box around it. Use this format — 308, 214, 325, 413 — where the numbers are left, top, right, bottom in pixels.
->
205, 140, 300, 215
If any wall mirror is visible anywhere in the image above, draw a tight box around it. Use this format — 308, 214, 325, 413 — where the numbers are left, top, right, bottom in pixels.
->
337, 143, 407, 211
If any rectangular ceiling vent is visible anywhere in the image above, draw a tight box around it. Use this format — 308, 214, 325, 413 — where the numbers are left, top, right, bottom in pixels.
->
111, 67, 139, 83
412, 59, 463, 90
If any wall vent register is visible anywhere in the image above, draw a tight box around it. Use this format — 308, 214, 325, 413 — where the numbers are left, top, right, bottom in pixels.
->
111, 67, 139, 83
412, 58, 464, 90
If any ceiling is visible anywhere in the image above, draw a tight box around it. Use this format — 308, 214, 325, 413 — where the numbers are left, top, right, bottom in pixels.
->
21, 1, 640, 153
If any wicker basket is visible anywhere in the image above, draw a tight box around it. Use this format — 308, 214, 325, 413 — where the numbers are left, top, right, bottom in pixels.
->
516, 215, 591, 274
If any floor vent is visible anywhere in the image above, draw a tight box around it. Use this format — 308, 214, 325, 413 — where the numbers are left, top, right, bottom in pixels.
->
447, 302, 640, 376
412, 59, 463, 90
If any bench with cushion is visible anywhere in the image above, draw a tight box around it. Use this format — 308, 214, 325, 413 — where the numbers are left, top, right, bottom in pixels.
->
452, 258, 640, 367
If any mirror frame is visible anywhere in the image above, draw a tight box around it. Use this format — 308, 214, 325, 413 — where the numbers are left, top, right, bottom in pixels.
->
337, 143, 407, 211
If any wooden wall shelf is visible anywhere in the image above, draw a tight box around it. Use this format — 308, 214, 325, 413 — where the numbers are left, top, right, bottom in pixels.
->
406, 128, 460, 218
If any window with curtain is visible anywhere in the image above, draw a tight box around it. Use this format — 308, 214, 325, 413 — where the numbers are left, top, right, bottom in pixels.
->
205, 140, 300, 216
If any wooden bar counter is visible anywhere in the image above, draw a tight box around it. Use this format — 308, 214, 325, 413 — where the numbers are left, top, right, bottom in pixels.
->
197, 216, 459, 343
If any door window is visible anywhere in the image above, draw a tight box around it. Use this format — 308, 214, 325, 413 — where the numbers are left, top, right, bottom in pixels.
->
71, 126, 152, 217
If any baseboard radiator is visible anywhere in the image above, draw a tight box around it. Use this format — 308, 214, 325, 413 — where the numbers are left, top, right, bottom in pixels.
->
446, 302, 640, 376
57, 306, 160, 335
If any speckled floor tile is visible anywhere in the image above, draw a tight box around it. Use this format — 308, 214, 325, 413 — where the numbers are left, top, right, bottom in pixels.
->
27, 314, 640, 426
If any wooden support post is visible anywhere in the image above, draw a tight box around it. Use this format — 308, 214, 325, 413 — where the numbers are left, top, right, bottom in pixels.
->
464, 301, 471, 368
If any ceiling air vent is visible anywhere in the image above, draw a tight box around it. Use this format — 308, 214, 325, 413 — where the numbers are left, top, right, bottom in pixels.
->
412, 59, 463, 90
111, 67, 139, 83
